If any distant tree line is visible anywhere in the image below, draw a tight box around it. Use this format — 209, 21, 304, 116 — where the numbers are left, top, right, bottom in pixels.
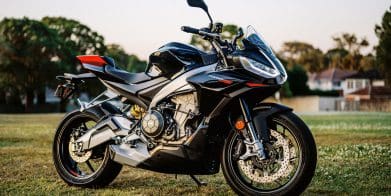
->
0, 17, 146, 112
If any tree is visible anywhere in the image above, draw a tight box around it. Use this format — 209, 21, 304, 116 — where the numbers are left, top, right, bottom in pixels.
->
324, 48, 349, 69
190, 24, 239, 51
359, 53, 376, 71
329, 33, 369, 71
105, 44, 147, 73
333, 33, 369, 54
42, 17, 108, 111
286, 65, 310, 96
279, 41, 324, 73
375, 6, 391, 85
42, 17, 107, 73
0, 17, 64, 111
42, 17, 106, 57
106, 44, 130, 67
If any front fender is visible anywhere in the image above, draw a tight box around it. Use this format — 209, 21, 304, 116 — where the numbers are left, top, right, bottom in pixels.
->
252, 103, 293, 142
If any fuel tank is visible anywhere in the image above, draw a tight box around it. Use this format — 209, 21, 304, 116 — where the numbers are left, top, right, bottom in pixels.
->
146, 42, 216, 77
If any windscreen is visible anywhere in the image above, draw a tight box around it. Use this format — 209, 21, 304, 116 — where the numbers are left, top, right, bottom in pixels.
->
244, 26, 287, 82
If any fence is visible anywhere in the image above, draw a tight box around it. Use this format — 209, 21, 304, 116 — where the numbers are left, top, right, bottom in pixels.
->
266, 96, 391, 112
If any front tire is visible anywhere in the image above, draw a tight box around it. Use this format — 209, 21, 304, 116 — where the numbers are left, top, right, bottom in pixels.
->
222, 112, 317, 195
53, 110, 122, 187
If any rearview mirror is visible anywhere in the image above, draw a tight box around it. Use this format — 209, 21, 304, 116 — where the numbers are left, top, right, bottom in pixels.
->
187, 0, 208, 12
186, 0, 213, 29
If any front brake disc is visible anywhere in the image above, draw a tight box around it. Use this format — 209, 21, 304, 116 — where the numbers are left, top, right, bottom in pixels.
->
238, 129, 296, 183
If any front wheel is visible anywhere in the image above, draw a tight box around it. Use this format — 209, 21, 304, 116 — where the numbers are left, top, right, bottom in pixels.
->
222, 112, 317, 195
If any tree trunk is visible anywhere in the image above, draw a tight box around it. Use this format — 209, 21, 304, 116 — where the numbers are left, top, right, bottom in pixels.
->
37, 87, 46, 104
0, 89, 5, 104
25, 89, 34, 113
7, 89, 22, 105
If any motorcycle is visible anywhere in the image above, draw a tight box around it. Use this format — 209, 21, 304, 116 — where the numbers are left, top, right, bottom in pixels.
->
53, 0, 317, 195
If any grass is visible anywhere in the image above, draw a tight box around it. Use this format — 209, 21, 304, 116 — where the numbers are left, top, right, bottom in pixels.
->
0, 113, 390, 195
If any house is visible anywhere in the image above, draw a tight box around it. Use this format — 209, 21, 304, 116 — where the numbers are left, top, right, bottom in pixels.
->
342, 69, 385, 96
307, 68, 357, 91
345, 86, 391, 101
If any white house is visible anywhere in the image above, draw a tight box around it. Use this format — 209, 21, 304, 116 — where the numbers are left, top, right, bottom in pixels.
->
307, 68, 357, 91
342, 69, 386, 98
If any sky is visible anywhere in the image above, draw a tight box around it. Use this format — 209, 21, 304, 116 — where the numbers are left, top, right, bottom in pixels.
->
1, 0, 389, 60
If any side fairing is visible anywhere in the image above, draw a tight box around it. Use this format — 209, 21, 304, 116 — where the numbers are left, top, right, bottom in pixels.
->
187, 69, 281, 116
148, 64, 216, 109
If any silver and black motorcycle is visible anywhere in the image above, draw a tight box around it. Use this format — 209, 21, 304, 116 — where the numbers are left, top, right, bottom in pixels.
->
53, 0, 317, 195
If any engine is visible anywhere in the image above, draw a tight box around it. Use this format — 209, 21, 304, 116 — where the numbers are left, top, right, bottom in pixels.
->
139, 93, 198, 144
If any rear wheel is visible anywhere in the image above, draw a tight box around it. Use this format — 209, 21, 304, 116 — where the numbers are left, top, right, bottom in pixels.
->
222, 112, 317, 195
53, 110, 122, 187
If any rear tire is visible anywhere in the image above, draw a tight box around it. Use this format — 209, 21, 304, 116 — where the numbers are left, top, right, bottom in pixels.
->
221, 112, 317, 195
53, 110, 122, 188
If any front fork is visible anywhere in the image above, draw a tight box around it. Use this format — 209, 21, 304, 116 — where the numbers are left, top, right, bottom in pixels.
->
238, 98, 267, 160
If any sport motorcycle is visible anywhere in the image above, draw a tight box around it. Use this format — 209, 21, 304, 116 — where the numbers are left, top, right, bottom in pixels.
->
53, 0, 317, 195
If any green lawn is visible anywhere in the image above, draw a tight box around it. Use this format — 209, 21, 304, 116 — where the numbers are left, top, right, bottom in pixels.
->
0, 113, 390, 195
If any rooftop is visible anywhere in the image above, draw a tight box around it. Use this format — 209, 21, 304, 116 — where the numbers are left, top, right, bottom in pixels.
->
310, 68, 357, 82
346, 69, 383, 80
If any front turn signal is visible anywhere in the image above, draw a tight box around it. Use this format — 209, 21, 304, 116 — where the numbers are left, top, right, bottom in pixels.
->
235, 120, 246, 130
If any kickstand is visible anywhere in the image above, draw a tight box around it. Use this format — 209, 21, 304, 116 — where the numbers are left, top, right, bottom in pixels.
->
190, 175, 207, 187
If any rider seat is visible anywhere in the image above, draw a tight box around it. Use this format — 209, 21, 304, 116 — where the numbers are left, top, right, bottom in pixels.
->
102, 56, 151, 84
105, 65, 151, 84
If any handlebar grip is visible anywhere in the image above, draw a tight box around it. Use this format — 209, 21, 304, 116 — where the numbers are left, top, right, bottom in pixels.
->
181, 26, 199, 34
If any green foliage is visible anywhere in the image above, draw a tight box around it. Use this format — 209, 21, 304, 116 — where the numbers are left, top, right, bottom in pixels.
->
0, 16, 148, 111
280, 33, 375, 75
286, 65, 310, 96
280, 41, 324, 73
42, 17, 106, 55
0, 17, 65, 111
323, 48, 349, 69
190, 24, 239, 51
105, 44, 147, 72
332, 33, 369, 54
106, 44, 130, 68
280, 81, 293, 97
127, 55, 147, 72
329, 33, 370, 71
41, 16, 107, 73
375, 6, 391, 85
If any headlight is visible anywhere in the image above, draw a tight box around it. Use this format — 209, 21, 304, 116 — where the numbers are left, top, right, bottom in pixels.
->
239, 56, 279, 78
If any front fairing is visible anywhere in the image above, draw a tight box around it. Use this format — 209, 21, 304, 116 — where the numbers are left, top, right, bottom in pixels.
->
234, 26, 288, 84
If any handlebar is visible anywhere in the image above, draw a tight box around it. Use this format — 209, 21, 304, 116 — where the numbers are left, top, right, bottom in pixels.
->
181, 26, 220, 40
181, 26, 199, 34
181, 24, 232, 68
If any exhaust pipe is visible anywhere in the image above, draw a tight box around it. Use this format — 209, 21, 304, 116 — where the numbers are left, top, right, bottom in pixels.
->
109, 141, 150, 167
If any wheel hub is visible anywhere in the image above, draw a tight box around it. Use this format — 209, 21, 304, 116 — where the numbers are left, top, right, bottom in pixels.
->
69, 137, 92, 163
238, 129, 296, 183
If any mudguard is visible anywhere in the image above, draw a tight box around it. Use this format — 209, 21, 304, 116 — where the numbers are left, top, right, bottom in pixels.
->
252, 103, 293, 142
